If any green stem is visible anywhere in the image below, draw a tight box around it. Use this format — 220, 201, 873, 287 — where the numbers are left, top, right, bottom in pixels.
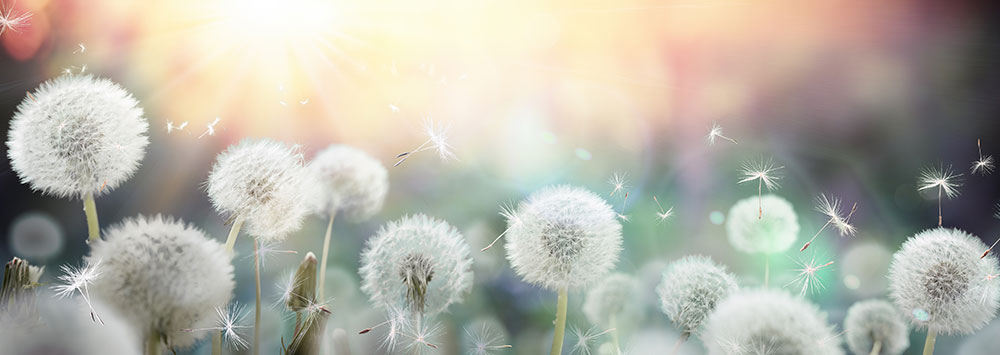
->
609, 314, 620, 355
212, 332, 222, 355
146, 332, 162, 355
254, 240, 262, 355
923, 329, 937, 355
870, 338, 882, 355
224, 215, 245, 254
764, 255, 770, 288
83, 192, 100, 241
550, 287, 568, 355
318, 212, 336, 301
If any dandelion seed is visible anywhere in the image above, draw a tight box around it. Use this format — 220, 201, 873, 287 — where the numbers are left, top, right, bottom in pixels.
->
402, 319, 442, 355
465, 322, 512, 355
608, 172, 628, 197
652, 196, 674, 223
616, 191, 630, 222
389, 104, 400, 113
784, 254, 835, 296
800, 194, 857, 252
166, 120, 189, 134
299, 98, 309, 105
481, 201, 519, 252
52, 259, 103, 324
971, 139, 994, 175
738, 158, 783, 219
917, 164, 963, 227
183, 302, 252, 350
198, 117, 221, 139
74, 42, 86, 54
570, 325, 616, 355
243, 241, 296, 268
706, 122, 738, 145
271, 271, 300, 310
0, 0, 32, 37
394, 118, 455, 167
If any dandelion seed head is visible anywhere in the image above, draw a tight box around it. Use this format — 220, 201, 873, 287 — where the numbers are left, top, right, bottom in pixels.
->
0, 295, 140, 354
583, 273, 642, 330
726, 194, 800, 254
87, 215, 235, 348
6, 75, 149, 199
844, 299, 909, 355
309, 144, 388, 222
738, 158, 783, 190
917, 165, 963, 198
504, 185, 623, 290
360, 214, 473, 316
703, 288, 844, 355
888, 227, 1000, 335
657, 255, 738, 336
207, 138, 314, 240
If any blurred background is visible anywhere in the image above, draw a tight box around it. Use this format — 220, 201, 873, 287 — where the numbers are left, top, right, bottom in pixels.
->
2, 0, 1000, 353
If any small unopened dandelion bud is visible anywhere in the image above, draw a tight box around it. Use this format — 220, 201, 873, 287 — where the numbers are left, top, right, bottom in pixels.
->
1, 257, 44, 310
888, 227, 1000, 335
309, 145, 389, 221
87, 215, 235, 349
583, 273, 642, 330
6, 75, 149, 199
287, 252, 318, 312
286, 305, 331, 355
703, 288, 844, 355
504, 185, 623, 290
360, 214, 473, 316
726, 194, 800, 254
657, 255, 738, 337
0, 295, 141, 354
207, 138, 313, 240
844, 299, 909, 355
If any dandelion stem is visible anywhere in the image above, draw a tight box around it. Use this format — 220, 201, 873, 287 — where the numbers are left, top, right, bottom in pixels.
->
212, 332, 222, 355
224, 215, 245, 254
83, 192, 100, 241
758, 179, 763, 219
550, 286, 568, 355
870, 338, 882, 355
922, 329, 937, 355
610, 314, 620, 355
937, 187, 943, 227
801, 219, 832, 252
254, 240, 262, 355
146, 331, 162, 355
318, 212, 336, 301
669, 332, 689, 355
764, 255, 770, 288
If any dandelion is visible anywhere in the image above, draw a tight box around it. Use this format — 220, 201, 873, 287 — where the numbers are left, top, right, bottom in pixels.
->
971, 139, 994, 175
184, 302, 252, 350
583, 273, 642, 351
608, 172, 628, 197
917, 164, 962, 227
738, 158, 783, 218
726, 194, 799, 286
702, 288, 844, 355
360, 214, 473, 317
653, 196, 674, 223
464, 321, 513, 355
6, 75, 149, 241
616, 191, 631, 222
394, 118, 456, 167
785, 253, 835, 296
87, 215, 235, 351
198, 117, 221, 138
844, 299, 910, 355
706, 122, 738, 145
244, 241, 297, 269
888, 228, 1000, 354
285, 302, 332, 355
0, 0, 31, 37
166, 120, 188, 134
480, 201, 520, 252
51, 259, 103, 324
801, 194, 858, 252
657, 255, 738, 353
0, 295, 141, 354
309, 144, 388, 300
401, 318, 443, 355
503, 185, 622, 355
570, 325, 617, 355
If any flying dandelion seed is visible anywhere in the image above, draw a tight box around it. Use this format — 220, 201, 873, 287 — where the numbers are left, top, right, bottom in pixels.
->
570, 325, 616, 355
183, 302, 252, 350
198, 117, 221, 139
608, 172, 628, 197
166, 120, 189, 134
481, 201, 520, 252
800, 194, 857, 252
299, 98, 309, 105
465, 322, 512, 355
51, 259, 104, 324
972, 139, 995, 175
401, 318, 443, 355
73, 42, 86, 54
271, 271, 300, 310
738, 158, 783, 219
0, 0, 32, 37
652, 196, 674, 223
394, 118, 456, 167
785, 253, 835, 296
390, 104, 400, 113
243, 241, 296, 268
917, 164, 963, 227
706, 122, 738, 145
360, 306, 410, 353
616, 192, 630, 222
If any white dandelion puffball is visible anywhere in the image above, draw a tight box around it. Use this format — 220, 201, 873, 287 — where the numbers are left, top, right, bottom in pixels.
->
657, 255, 739, 337
887, 227, 1000, 335
207, 138, 313, 240
87, 215, 235, 348
844, 299, 910, 355
360, 214, 473, 316
309, 144, 389, 221
0, 295, 140, 354
8, 211, 64, 261
504, 185, 623, 290
6, 75, 149, 199
583, 273, 643, 329
726, 194, 800, 254
703, 288, 844, 355
957, 320, 1000, 355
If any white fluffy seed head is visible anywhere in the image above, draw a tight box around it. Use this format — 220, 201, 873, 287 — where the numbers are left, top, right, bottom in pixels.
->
703, 288, 844, 355
504, 185, 623, 290
726, 194, 800, 254
360, 214, 474, 316
207, 138, 313, 240
887, 227, 1000, 335
309, 144, 389, 222
657, 255, 739, 337
87, 215, 235, 348
0, 295, 141, 354
582, 273, 643, 330
844, 299, 910, 355
6, 75, 149, 199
